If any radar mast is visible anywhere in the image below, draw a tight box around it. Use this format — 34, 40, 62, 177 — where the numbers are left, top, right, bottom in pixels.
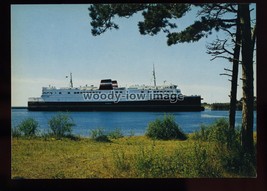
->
153, 64, 156, 87
70, 73, 73, 88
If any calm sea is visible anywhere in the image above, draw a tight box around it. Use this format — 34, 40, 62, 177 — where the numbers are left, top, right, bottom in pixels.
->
11, 109, 257, 137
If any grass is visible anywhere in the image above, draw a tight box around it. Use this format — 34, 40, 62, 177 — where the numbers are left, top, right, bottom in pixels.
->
11, 135, 256, 178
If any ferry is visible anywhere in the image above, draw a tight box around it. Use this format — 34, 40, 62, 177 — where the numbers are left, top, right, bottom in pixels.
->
28, 67, 204, 111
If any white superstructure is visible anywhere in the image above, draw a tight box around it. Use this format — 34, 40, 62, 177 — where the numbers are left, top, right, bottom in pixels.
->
28, 73, 183, 103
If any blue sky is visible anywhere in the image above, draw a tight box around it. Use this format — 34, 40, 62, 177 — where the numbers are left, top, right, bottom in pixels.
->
11, 4, 256, 106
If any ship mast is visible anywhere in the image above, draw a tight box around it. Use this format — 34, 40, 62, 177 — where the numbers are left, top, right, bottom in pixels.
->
153, 64, 157, 87
70, 72, 73, 88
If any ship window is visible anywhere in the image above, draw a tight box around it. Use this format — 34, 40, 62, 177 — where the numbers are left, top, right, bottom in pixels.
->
141, 91, 144, 93
68, 92, 70, 94
115, 91, 118, 93
120, 91, 122, 93
59, 92, 61, 94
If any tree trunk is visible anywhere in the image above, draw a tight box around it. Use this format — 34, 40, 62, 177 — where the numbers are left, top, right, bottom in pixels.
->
239, 4, 254, 155
229, 10, 241, 132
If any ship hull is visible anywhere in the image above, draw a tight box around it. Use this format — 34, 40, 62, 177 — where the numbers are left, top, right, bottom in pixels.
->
28, 97, 204, 112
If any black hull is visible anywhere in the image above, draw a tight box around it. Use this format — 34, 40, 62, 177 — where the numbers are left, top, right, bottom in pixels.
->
28, 98, 205, 112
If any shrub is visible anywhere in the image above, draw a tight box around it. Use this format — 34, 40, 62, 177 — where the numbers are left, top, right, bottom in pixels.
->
171, 142, 222, 178
146, 114, 187, 140
48, 113, 75, 138
113, 151, 130, 172
192, 118, 240, 146
11, 127, 22, 138
90, 128, 110, 142
129, 130, 135, 137
192, 118, 256, 177
108, 128, 124, 139
134, 146, 156, 178
16, 118, 39, 137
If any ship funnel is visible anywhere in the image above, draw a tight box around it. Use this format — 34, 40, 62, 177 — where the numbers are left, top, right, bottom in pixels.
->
99, 79, 113, 90
112, 80, 118, 88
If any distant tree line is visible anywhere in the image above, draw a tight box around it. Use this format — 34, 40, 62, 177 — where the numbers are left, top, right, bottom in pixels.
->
207, 97, 256, 110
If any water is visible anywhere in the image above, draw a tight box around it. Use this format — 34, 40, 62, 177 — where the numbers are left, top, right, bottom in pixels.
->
11, 109, 257, 137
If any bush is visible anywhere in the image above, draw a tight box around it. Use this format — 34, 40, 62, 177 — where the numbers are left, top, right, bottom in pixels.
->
146, 114, 187, 140
192, 118, 240, 146
11, 127, 22, 138
108, 128, 124, 139
171, 142, 222, 178
192, 118, 256, 177
90, 128, 110, 142
16, 118, 39, 137
48, 113, 75, 138
113, 151, 130, 172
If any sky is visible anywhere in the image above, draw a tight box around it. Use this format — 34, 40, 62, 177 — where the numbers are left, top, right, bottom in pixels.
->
11, 4, 256, 106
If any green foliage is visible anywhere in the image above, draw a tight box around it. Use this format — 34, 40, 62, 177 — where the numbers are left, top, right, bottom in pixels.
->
146, 114, 187, 140
113, 151, 130, 172
13, 135, 256, 178
113, 143, 222, 178
88, 3, 256, 158
129, 130, 135, 137
210, 102, 242, 110
16, 118, 39, 137
90, 128, 124, 142
88, 4, 236, 46
89, 4, 191, 42
48, 113, 75, 138
192, 118, 256, 176
90, 128, 110, 142
133, 146, 177, 178
192, 118, 239, 145
188, 143, 222, 177
192, 118, 241, 149
134, 146, 156, 177
108, 128, 124, 139
11, 127, 22, 138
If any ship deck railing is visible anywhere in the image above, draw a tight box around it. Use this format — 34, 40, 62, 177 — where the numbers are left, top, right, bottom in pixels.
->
28, 97, 45, 102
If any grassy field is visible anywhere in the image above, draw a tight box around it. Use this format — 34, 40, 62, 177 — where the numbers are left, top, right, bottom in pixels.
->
11, 134, 256, 179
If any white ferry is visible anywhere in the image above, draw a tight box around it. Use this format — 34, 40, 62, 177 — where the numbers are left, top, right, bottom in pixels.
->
28, 67, 204, 111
